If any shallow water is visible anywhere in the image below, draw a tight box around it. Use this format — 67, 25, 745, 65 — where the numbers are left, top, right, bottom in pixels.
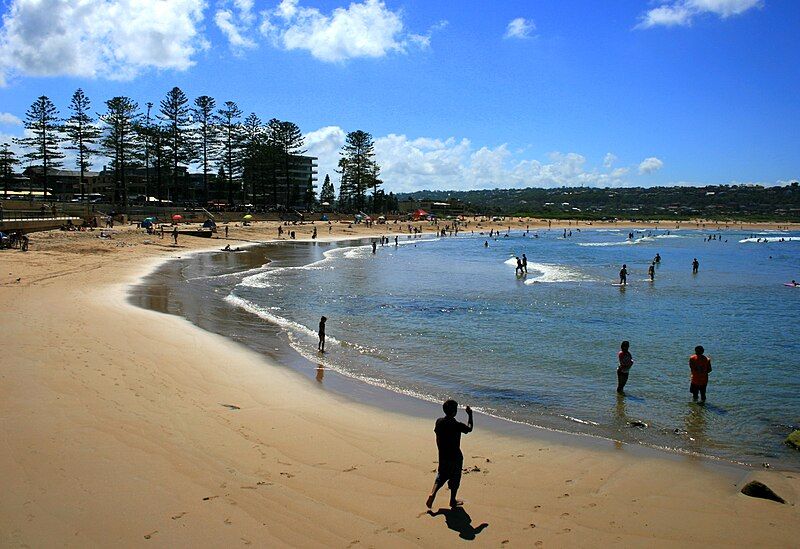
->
135, 227, 800, 469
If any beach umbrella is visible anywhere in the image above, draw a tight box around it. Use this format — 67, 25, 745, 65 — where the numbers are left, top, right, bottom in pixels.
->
172, 214, 182, 221
243, 214, 253, 220
143, 216, 157, 222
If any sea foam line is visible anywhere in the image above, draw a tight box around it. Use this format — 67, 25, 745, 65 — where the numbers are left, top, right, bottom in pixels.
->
739, 236, 800, 243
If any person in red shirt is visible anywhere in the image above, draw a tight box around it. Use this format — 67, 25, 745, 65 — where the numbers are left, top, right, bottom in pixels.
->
689, 345, 712, 403
617, 341, 633, 394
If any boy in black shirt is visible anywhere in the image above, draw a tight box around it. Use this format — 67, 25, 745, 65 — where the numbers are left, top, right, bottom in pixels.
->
426, 399, 473, 509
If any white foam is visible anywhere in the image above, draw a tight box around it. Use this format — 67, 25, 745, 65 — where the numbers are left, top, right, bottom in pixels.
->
578, 236, 655, 247
524, 262, 591, 284
739, 236, 800, 243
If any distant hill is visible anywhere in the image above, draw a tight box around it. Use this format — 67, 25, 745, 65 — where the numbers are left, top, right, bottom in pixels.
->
397, 182, 800, 221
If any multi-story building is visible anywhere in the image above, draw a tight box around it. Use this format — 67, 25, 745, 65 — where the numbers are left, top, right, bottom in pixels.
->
23, 167, 100, 199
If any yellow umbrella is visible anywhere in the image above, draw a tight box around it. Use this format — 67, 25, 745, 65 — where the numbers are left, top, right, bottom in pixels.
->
243, 214, 253, 220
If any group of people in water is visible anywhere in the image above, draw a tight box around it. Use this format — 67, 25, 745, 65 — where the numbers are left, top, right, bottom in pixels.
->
617, 254, 700, 284
617, 341, 713, 403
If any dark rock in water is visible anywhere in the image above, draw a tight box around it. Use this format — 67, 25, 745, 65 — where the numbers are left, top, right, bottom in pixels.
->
740, 481, 786, 504
627, 420, 648, 428
786, 430, 800, 451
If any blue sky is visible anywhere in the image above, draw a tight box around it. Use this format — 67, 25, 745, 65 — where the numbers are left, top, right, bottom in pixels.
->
0, 0, 797, 192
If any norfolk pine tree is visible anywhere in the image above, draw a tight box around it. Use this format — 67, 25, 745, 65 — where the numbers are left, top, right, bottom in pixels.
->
14, 96, 64, 199
160, 87, 195, 201
216, 101, 243, 205
0, 143, 20, 197
193, 95, 217, 205
319, 174, 335, 205
64, 89, 101, 201
100, 97, 141, 212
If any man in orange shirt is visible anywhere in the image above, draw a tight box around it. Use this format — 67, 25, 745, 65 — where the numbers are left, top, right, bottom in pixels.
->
689, 345, 712, 403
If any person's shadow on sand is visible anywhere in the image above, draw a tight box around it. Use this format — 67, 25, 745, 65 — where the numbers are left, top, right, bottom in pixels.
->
428, 507, 488, 540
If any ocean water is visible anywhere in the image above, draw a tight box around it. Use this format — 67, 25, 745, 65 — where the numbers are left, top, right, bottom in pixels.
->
135, 227, 800, 469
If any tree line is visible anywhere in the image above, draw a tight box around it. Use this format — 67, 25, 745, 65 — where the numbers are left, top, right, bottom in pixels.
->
399, 183, 800, 221
0, 88, 390, 213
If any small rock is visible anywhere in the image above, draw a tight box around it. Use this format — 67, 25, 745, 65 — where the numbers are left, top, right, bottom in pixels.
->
785, 430, 800, 451
627, 420, 648, 428
740, 481, 786, 504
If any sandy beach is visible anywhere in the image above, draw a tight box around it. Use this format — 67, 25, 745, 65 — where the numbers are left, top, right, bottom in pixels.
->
2, 219, 799, 547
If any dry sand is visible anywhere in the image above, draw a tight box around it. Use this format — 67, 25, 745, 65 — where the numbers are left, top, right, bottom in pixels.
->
1, 219, 799, 547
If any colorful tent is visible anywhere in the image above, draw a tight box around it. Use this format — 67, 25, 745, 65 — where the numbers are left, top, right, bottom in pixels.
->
411, 209, 428, 220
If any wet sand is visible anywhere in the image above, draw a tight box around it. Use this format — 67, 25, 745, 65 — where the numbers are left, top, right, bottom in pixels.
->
1, 220, 799, 547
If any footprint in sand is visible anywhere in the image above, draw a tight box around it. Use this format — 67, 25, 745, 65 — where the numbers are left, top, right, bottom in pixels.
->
280, 472, 294, 478
143, 531, 158, 539
171, 512, 186, 520
343, 466, 358, 472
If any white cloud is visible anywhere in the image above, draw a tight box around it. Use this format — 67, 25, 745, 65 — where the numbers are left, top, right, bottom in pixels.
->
603, 153, 617, 169
215, 0, 257, 51
0, 112, 23, 126
504, 17, 536, 39
636, 0, 761, 28
638, 157, 664, 174
259, 0, 436, 62
306, 127, 638, 193
305, 125, 348, 184
215, 10, 257, 50
0, 0, 208, 85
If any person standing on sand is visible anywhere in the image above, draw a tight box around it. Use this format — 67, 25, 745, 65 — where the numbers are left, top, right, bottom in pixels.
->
172, 226, 178, 245
689, 345, 712, 403
318, 316, 327, 353
617, 341, 633, 394
225, 225, 229, 238
619, 264, 628, 285
692, 258, 699, 274
427, 400, 473, 509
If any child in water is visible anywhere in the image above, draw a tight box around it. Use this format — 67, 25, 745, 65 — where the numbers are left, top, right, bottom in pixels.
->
617, 341, 633, 394
318, 316, 327, 353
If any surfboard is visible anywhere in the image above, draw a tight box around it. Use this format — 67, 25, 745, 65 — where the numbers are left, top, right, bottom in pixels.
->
784, 283, 800, 288
611, 283, 628, 286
